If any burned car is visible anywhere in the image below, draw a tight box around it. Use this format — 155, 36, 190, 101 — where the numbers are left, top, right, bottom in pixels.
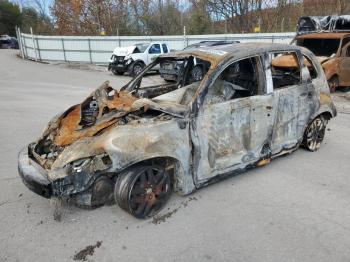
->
295, 32, 350, 92
296, 15, 350, 35
18, 43, 336, 219
294, 16, 350, 92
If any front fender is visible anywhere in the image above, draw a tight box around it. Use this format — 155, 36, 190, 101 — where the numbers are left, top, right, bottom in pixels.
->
310, 104, 337, 120
103, 119, 195, 195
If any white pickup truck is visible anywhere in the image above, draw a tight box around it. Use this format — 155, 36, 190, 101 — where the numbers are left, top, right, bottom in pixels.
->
108, 42, 170, 76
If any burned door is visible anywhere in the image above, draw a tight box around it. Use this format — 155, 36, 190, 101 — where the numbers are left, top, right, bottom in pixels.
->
339, 42, 350, 87
191, 56, 275, 185
268, 51, 310, 154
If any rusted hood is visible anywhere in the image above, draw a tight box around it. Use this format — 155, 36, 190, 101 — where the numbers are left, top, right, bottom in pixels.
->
35, 81, 188, 157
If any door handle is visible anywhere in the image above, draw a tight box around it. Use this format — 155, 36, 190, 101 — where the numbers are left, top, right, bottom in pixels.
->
266, 106, 273, 111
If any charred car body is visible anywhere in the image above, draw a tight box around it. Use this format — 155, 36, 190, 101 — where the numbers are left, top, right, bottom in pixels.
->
295, 16, 350, 92
19, 43, 336, 218
297, 15, 350, 35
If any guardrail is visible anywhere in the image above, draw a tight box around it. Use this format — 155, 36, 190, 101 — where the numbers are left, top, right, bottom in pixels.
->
15, 28, 295, 65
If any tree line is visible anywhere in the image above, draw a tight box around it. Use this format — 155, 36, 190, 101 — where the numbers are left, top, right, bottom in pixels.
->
1, 0, 349, 37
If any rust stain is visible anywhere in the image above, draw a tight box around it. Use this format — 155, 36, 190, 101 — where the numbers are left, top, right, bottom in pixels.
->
103, 91, 136, 113
53, 90, 137, 146
256, 158, 271, 167
321, 59, 339, 80
296, 32, 350, 40
319, 92, 332, 105
271, 54, 299, 68
271, 54, 316, 69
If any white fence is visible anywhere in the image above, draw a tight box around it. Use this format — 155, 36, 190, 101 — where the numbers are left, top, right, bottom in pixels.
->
16, 29, 295, 64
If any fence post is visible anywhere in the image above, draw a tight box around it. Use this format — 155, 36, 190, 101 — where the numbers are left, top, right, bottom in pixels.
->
117, 28, 121, 47
61, 38, 66, 62
36, 37, 41, 61
87, 38, 92, 63
30, 27, 38, 61
15, 27, 25, 59
183, 26, 186, 49
19, 28, 28, 59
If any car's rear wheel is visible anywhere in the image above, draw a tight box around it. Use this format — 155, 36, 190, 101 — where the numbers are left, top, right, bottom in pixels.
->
302, 116, 327, 152
114, 164, 171, 218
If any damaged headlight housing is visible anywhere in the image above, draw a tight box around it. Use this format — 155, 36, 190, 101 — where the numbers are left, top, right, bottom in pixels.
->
124, 55, 133, 65
67, 154, 112, 176
52, 154, 112, 197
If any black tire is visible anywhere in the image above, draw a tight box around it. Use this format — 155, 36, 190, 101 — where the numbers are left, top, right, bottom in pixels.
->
131, 62, 145, 77
114, 164, 171, 218
191, 66, 203, 82
302, 116, 327, 152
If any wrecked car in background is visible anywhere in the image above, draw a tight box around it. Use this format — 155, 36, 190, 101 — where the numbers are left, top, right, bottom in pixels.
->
295, 16, 350, 92
297, 15, 350, 35
108, 42, 170, 76
18, 43, 336, 219
0, 35, 18, 49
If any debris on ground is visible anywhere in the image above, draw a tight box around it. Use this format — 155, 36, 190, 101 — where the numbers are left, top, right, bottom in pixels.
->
73, 241, 102, 261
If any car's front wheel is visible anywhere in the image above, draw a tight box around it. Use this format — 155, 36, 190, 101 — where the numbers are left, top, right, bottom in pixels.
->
302, 116, 327, 152
114, 164, 171, 218
131, 62, 145, 77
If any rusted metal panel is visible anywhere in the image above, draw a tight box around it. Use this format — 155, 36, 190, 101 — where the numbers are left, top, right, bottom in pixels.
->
296, 32, 350, 39
296, 32, 350, 90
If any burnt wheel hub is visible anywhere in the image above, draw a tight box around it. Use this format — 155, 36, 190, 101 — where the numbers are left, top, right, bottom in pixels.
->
128, 166, 170, 218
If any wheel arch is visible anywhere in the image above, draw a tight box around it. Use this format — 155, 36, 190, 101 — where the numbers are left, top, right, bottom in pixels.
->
132, 59, 146, 67
310, 107, 337, 122
128, 59, 146, 76
116, 156, 195, 195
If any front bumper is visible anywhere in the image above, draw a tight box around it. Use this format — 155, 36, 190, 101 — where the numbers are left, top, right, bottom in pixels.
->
108, 61, 129, 72
18, 146, 52, 198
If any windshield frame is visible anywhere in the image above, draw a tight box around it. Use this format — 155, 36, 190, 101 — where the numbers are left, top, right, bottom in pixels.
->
134, 43, 149, 53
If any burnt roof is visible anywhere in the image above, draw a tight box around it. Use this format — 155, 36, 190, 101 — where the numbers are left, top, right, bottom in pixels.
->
160, 42, 302, 66
296, 32, 350, 39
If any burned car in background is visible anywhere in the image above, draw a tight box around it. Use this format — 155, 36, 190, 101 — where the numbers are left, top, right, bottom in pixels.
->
18, 43, 336, 219
297, 15, 350, 35
295, 16, 350, 92
159, 40, 239, 82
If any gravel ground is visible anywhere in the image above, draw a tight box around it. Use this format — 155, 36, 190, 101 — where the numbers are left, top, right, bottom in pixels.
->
1, 50, 350, 262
